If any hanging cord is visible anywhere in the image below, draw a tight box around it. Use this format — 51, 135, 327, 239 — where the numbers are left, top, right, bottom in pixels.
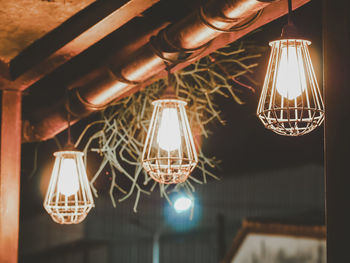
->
280, 0, 299, 39
288, 0, 293, 24
64, 89, 75, 149
67, 110, 72, 145
161, 63, 177, 99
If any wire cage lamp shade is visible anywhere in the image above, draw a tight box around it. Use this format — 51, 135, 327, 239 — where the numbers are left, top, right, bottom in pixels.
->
44, 150, 94, 224
257, 39, 324, 136
142, 99, 198, 184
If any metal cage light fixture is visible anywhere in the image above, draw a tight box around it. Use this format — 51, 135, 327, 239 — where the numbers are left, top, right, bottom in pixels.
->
44, 113, 94, 224
142, 71, 198, 184
257, 0, 324, 136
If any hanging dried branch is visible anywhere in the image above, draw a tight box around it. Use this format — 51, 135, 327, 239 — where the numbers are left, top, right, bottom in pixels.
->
75, 39, 264, 212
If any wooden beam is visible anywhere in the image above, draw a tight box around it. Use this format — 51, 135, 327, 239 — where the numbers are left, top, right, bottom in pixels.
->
9, 0, 130, 79
0, 90, 22, 263
323, 0, 350, 262
0, 0, 160, 89
0, 0, 95, 80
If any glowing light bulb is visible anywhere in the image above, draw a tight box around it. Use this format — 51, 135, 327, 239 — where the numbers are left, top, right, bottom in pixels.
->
44, 151, 94, 224
57, 158, 80, 196
275, 45, 307, 99
142, 99, 198, 183
157, 107, 182, 151
174, 196, 193, 213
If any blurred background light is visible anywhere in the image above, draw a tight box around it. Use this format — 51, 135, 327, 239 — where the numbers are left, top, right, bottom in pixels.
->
174, 196, 193, 213
164, 193, 201, 232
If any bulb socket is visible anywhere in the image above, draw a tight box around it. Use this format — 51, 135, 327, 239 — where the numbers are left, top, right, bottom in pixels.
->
280, 22, 301, 39
161, 83, 177, 99
62, 143, 77, 151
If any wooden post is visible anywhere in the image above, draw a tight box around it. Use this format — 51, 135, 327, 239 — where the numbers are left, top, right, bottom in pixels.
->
323, 0, 350, 262
0, 90, 22, 263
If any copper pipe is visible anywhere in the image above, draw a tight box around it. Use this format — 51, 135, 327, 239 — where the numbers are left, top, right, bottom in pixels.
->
24, 0, 276, 142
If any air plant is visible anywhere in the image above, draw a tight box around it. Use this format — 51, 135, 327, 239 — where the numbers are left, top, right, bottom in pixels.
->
74, 39, 264, 212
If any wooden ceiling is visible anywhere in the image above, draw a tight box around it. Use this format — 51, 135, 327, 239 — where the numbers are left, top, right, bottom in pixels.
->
0, 0, 94, 70
0, 0, 160, 84
0, 0, 310, 143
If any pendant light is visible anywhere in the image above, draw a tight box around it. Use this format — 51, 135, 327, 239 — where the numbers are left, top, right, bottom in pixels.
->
142, 70, 198, 184
44, 113, 94, 224
257, 0, 324, 136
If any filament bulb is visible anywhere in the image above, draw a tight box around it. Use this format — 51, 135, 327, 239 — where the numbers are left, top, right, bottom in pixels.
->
275, 45, 307, 99
142, 99, 198, 184
57, 158, 80, 196
157, 108, 181, 151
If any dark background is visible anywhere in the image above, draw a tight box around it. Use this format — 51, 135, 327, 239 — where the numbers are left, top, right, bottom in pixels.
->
19, 0, 325, 262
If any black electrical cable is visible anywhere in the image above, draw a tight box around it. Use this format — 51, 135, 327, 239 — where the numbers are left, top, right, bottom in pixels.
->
149, 32, 212, 65
198, 3, 263, 33
288, 0, 293, 24
67, 110, 72, 145
114, 70, 142, 85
